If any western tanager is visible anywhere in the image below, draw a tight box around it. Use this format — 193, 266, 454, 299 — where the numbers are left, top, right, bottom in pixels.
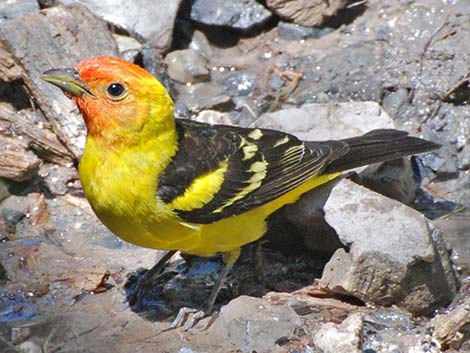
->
42, 56, 439, 327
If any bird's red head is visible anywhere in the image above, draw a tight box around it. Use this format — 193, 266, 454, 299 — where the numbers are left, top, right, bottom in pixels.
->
43, 56, 174, 144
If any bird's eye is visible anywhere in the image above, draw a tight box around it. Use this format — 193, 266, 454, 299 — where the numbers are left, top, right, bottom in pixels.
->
106, 83, 127, 99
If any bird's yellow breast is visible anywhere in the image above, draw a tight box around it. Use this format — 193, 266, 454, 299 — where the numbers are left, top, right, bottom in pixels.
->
79, 133, 187, 248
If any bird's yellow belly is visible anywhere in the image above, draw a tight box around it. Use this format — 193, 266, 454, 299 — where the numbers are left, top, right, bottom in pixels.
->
90, 172, 339, 257
93, 204, 268, 257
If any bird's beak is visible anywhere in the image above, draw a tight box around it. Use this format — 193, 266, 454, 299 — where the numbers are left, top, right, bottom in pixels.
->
41, 68, 95, 98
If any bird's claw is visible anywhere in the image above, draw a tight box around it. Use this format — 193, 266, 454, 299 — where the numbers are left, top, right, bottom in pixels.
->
171, 307, 207, 330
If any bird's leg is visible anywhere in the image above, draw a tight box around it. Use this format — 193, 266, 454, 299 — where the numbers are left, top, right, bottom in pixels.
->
171, 248, 241, 330
207, 248, 239, 312
252, 241, 265, 283
145, 250, 177, 283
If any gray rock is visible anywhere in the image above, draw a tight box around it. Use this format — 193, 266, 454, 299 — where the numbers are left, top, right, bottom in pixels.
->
58, 0, 183, 51
188, 0, 272, 30
38, 164, 79, 196
314, 313, 363, 353
112, 34, 142, 63
363, 309, 414, 331
179, 82, 233, 114
15, 341, 42, 353
289, 42, 385, 106
230, 96, 260, 127
165, 49, 210, 84
195, 110, 232, 125
11, 327, 31, 344
429, 226, 459, 300
0, 211, 16, 242
252, 102, 395, 141
0, 195, 30, 217
2, 208, 25, 224
381, 87, 411, 117
189, 30, 214, 59
458, 148, 470, 171
219, 72, 256, 97
267, 0, 347, 27
355, 158, 420, 205
0, 0, 39, 23
320, 179, 458, 315
141, 45, 171, 93
278, 21, 333, 40
454, 135, 466, 152
212, 296, 301, 352
174, 101, 191, 119
268, 73, 285, 91
421, 153, 459, 181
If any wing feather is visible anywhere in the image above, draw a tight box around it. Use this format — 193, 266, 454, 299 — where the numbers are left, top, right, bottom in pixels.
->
157, 120, 347, 224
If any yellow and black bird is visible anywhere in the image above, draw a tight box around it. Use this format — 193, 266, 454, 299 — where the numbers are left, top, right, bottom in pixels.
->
42, 56, 440, 326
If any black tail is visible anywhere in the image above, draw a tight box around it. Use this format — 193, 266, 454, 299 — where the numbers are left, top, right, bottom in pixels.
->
322, 129, 440, 174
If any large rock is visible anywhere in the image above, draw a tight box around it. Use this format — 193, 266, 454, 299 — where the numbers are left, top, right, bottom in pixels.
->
187, 0, 272, 31
195, 110, 232, 125
320, 179, 458, 315
141, 45, 171, 93
177, 82, 233, 115
0, 4, 118, 159
355, 158, 421, 205
112, 34, 142, 63
0, 0, 39, 23
266, 0, 347, 27
211, 296, 301, 351
252, 101, 395, 140
164, 49, 210, 84
275, 102, 404, 254
58, 0, 183, 51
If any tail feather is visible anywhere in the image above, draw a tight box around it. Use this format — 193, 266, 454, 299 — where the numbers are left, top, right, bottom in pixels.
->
321, 129, 440, 174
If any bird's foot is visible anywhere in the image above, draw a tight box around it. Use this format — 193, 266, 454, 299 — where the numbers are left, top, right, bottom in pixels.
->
170, 307, 218, 330
168, 250, 238, 330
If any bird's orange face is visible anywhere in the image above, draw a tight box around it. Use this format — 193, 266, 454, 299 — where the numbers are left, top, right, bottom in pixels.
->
42, 56, 174, 143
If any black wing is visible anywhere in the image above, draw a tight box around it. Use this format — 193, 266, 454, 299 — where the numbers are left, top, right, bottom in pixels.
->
157, 119, 347, 224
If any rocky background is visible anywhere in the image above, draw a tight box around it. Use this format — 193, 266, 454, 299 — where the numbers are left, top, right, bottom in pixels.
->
0, 0, 469, 352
